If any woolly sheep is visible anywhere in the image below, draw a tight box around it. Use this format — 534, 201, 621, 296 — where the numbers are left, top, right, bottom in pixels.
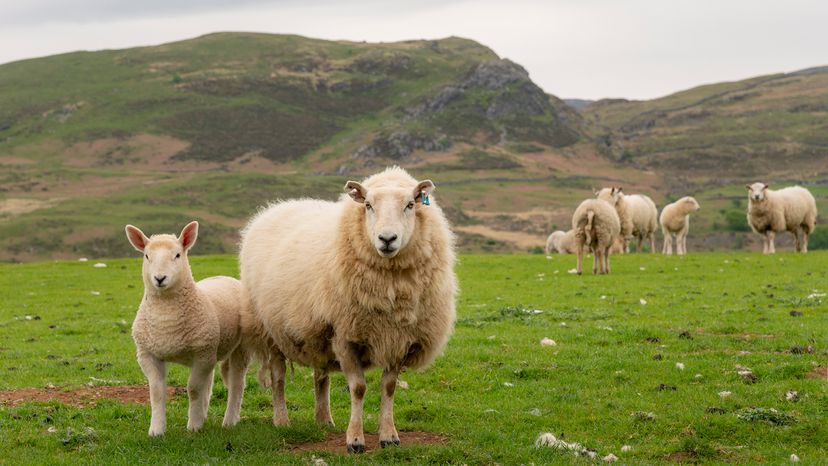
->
545, 230, 567, 254
660, 196, 700, 255
545, 229, 592, 254
126, 221, 272, 436
571, 199, 621, 274
597, 187, 658, 253
746, 183, 817, 253
239, 167, 457, 453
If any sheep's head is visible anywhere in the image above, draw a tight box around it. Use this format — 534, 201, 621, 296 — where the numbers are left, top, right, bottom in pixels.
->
596, 187, 623, 206
125, 221, 198, 293
345, 179, 435, 258
746, 183, 768, 202
682, 196, 700, 212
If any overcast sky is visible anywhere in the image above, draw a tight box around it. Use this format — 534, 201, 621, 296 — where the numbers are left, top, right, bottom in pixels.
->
2, 0, 826, 100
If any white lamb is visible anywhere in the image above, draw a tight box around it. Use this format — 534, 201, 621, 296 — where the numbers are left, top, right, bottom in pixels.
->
572, 199, 621, 274
545, 230, 567, 254
240, 167, 457, 453
126, 221, 272, 436
546, 229, 621, 255
597, 187, 658, 253
660, 196, 700, 255
746, 183, 817, 253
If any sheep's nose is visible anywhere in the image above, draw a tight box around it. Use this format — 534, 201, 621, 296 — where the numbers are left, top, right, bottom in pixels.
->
154, 275, 167, 285
378, 233, 398, 245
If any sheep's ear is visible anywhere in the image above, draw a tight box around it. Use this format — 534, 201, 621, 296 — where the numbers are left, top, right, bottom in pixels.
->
178, 221, 199, 251
745, 184, 751, 190
615, 186, 623, 194
762, 183, 768, 190
344, 181, 367, 203
125, 225, 149, 253
413, 180, 435, 201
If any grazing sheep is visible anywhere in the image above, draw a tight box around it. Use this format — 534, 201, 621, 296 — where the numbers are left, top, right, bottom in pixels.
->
597, 187, 658, 253
126, 222, 272, 436
545, 230, 566, 254
660, 196, 701, 255
240, 167, 457, 453
545, 229, 585, 254
746, 183, 817, 253
572, 199, 621, 274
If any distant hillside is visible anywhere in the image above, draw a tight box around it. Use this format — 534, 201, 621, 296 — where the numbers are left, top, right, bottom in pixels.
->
581, 67, 828, 192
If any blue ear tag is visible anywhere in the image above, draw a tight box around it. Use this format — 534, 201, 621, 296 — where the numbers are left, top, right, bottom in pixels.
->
421, 191, 430, 206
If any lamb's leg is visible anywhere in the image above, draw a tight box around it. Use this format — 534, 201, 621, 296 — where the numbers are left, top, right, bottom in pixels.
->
314, 368, 334, 426
337, 342, 367, 453
137, 353, 167, 437
187, 358, 216, 432
576, 246, 584, 275
592, 248, 599, 274
767, 231, 776, 254
271, 354, 290, 426
221, 348, 250, 427
379, 367, 401, 448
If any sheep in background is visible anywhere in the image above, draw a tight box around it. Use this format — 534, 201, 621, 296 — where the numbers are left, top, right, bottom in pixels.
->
240, 167, 457, 453
572, 199, 620, 274
746, 183, 817, 253
597, 187, 658, 253
545, 230, 567, 254
126, 222, 272, 436
660, 196, 701, 255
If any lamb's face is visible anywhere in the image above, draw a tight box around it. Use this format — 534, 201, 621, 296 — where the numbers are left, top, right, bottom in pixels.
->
683, 197, 700, 212
125, 222, 198, 292
345, 179, 435, 258
596, 187, 623, 206
746, 183, 768, 202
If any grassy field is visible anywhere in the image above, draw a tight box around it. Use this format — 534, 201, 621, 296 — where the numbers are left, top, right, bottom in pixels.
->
1, 253, 826, 464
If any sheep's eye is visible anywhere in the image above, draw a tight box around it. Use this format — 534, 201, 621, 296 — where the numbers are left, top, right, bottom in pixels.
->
175, 253, 181, 259
365, 202, 373, 211
406, 201, 415, 210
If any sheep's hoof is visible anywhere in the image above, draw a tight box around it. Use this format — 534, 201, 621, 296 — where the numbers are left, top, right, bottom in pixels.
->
380, 439, 401, 448
347, 442, 365, 454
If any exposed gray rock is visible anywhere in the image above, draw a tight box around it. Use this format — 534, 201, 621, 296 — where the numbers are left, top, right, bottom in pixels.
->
353, 131, 450, 159
464, 59, 530, 90
404, 86, 465, 118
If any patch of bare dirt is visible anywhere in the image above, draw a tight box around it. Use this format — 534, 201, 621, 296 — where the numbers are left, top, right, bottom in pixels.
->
806, 366, 827, 380
0, 198, 60, 216
665, 451, 697, 462
0, 385, 185, 408
0, 156, 36, 166
455, 224, 545, 249
64, 134, 191, 169
292, 431, 447, 454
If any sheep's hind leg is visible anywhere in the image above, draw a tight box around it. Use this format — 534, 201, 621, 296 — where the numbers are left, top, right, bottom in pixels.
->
602, 246, 611, 274
793, 228, 803, 253
576, 247, 584, 275
802, 230, 809, 253
314, 368, 334, 426
379, 367, 401, 448
221, 348, 250, 427
336, 342, 367, 453
271, 354, 290, 426
592, 248, 599, 274
187, 358, 216, 432
138, 353, 167, 437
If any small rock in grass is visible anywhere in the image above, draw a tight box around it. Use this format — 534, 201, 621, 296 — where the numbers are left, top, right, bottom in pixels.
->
639, 267, 646, 271
790, 454, 800, 462
396, 380, 409, 390
657, 383, 677, 391
310, 455, 328, 466
503, 382, 514, 387
78, 257, 88, 262
785, 390, 798, 401
719, 391, 732, 398
675, 362, 685, 370
789, 345, 813, 354
645, 336, 660, 343
603, 453, 618, 462
545, 255, 552, 260
694, 373, 703, 380
540, 338, 557, 347
486, 335, 496, 340
93, 263, 107, 268
559, 322, 567, 327
91, 291, 101, 296
567, 268, 578, 274
47, 426, 58, 433
621, 445, 631, 452
652, 354, 663, 360
738, 370, 758, 383
789, 310, 803, 317
678, 330, 692, 339
46, 383, 56, 389
528, 408, 542, 416
639, 298, 647, 305
483, 408, 498, 413
631, 411, 655, 421
706, 406, 726, 414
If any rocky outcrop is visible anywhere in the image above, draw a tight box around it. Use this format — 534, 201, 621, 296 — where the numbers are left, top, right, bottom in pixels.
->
353, 131, 450, 159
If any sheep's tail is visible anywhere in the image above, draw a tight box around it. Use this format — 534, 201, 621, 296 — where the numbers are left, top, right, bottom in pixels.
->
585, 210, 595, 243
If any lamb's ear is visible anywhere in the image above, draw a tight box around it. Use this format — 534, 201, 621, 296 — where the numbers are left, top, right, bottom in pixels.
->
125, 225, 149, 253
344, 181, 367, 203
178, 221, 199, 251
413, 180, 435, 201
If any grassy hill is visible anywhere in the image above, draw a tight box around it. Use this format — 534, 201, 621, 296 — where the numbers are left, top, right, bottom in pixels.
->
1, 32, 827, 261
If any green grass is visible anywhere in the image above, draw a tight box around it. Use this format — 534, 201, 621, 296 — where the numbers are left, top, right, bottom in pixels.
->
1, 253, 826, 464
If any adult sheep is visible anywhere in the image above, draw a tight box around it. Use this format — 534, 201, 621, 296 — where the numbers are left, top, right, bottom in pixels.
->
239, 167, 457, 453
746, 183, 817, 253
597, 187, 658, 253
660, 196, 700, 255
572, 199, 621, 274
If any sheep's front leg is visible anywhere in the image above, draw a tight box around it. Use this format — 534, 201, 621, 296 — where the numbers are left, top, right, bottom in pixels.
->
793, 228, 803, 252
314, 368, 334, 426
271, 354, 290, 426
337, 342, 367, 453
663, 233, 672, 255
379, 367, 401, 447
766, 231, 776, 254
221, 349, 250, 427
138, 353, 167, 437
187, 358, 215, 432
